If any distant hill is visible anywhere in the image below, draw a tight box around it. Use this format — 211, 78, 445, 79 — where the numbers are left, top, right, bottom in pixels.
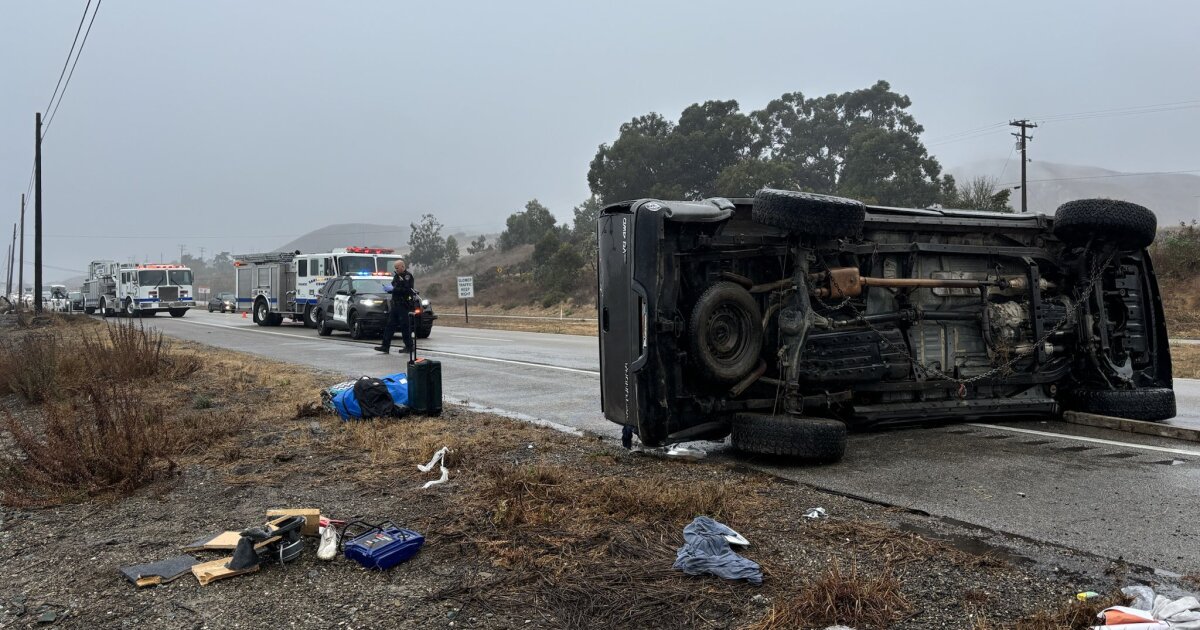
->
275, 223, 411, 254
948, 160, 1200, 225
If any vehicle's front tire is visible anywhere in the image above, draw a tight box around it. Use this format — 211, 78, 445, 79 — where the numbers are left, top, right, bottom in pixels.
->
169, 309, 186, 318
416, 318, 432, 339
1063, 387, 1176, 422
316, 310, 332, 336
730, 413, 847, 463
125, 299, 137, 318
689, 282, 763, 385
253, 300, 272, 327
348, 311, 366, 340
752, 189, 865, 239
1053, 198, 1157, 250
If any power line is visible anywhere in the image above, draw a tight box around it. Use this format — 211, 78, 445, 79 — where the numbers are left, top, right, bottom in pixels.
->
42, 0, 92, 118
1000, 168, 1200, 187
42, 0, 104, 139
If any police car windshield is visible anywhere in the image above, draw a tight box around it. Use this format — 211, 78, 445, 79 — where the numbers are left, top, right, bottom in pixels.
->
138, 270, 167, 285
337, 255, 375, 275
169, 270, 193, 285
377, 256, 402, 272
350, 279, 390, 294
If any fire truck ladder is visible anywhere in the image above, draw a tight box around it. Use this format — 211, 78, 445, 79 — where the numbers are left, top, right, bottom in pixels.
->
233, 252, 298, 265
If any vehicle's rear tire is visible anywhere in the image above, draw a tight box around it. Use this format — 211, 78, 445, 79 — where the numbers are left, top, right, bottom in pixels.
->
689, 282, 763, 385
169, 309, 186, 318
752, 188, 865, 239
253, 300, 271, 327
1053, 198, 1157, 250
316, 310, 332, 336
730, 413, 847, 463
304, 305, 319, 329
1064, 387, 1176, 422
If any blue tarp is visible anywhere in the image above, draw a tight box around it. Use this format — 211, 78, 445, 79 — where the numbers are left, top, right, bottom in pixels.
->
330, 373, 409, 420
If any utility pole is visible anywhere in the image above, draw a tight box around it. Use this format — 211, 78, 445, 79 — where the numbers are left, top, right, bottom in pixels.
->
179, 244, 186, 264
1010, 119, 1037, 213
34, 112, 43, 313
7, 224, 15, 297
18, 194, 25, 305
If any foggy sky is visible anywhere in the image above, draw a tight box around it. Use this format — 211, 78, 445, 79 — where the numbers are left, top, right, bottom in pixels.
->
3, 0, 1199, 282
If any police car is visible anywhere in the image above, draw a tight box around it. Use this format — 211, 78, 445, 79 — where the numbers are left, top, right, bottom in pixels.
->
314, 274, 436, 340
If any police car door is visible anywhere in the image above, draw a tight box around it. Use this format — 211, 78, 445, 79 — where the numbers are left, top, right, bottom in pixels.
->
333, 279, 351, 323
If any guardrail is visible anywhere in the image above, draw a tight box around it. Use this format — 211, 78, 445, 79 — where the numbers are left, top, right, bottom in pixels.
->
437, 312, 598, 322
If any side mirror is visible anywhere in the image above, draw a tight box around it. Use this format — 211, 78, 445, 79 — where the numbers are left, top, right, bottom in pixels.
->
349, 288, 357, 296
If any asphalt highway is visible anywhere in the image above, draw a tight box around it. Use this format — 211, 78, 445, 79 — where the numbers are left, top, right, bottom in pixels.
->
136, 309, 1200, 575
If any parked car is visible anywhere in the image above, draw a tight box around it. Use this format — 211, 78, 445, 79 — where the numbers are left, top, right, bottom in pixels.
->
314, 275, 436, 340
598, 191, 1174, 462
208, 292, 237, 313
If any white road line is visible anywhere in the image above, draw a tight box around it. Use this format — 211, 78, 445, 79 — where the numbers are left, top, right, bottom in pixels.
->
157, 317, 600, 376
439, 333, 514, 342
967, 423, 1200, 457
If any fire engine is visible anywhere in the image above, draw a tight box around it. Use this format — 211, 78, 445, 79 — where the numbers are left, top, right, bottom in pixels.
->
233, 247, 404, 327
81, 261, 195, 317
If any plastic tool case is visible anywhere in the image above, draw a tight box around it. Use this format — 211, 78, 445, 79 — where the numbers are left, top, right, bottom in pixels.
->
342, 522, 425, 570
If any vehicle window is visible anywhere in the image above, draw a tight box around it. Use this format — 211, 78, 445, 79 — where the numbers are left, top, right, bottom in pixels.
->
138, 269, 167, 285
377, 256, 402, 272
322, 279, 340, 296
169, 270, 193, 285
351, 278, 390, 294
324, 257, 334, 275
298, 259, 308, 276
337, 255, 374, 275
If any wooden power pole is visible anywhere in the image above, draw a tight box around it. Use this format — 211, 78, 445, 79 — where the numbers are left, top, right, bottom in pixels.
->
18, 194, 25, 305
34, 113, 43, 313
1010, 119, 1037, 213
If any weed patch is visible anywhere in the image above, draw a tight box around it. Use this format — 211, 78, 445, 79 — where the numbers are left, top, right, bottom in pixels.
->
748, 562, 911, 630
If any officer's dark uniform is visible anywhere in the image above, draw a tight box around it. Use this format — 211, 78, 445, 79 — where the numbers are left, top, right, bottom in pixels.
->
376, 269, 415, 353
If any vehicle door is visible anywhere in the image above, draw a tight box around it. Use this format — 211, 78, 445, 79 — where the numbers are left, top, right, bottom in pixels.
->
332, 279, 352, 323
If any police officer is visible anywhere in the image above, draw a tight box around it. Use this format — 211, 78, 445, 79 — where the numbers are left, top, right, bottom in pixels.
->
375, 258, 415, 354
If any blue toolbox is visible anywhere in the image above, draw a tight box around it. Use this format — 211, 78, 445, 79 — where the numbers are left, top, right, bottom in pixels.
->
341, 521, 425, 570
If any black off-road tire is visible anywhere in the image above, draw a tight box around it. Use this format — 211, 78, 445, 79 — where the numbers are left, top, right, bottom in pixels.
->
730, 413, 847, 463
1064, 387, 1176, 422
316, 310, 333, 336
1053, 198, 1157, 250
416, 325, 432, 339
752, 189, 866, 239
688, 282, 763, 385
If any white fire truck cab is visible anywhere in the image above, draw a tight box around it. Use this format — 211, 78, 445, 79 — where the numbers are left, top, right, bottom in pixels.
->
82, 261, 195, 317
233, 247, 403, 327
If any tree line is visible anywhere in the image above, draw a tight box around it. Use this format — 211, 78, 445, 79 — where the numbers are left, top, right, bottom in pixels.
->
587, 80, 1011, 211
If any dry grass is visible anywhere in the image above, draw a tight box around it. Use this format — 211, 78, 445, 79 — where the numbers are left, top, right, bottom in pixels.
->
809, 519, 1006, 569
436, 313, 596, 336
1169, 343, 1200, 378
0, 317, 318, 507
1160, 277, 1200, 338
1012, 592, 1128, 630
747, 562, 912, 630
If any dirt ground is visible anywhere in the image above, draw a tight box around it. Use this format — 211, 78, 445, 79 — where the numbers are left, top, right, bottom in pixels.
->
436, 312, 596, 336
0, 316, 1174, 629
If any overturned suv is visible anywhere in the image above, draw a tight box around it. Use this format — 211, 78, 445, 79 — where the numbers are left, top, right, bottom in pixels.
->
598, 191, 1174, 463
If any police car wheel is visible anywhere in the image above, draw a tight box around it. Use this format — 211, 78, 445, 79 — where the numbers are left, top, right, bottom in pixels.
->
348, 312, 365, 340
316, 310, 333, 336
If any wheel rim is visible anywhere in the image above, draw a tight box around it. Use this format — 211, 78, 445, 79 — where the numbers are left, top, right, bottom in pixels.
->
256, 303, 267, 321
706, 304, 751, 364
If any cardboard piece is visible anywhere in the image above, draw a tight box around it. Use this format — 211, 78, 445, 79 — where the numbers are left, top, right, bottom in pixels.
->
191, 536, 282, 586
182, 531, 243, 552
266, 509, 320, 537
120, 555, 200, 588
